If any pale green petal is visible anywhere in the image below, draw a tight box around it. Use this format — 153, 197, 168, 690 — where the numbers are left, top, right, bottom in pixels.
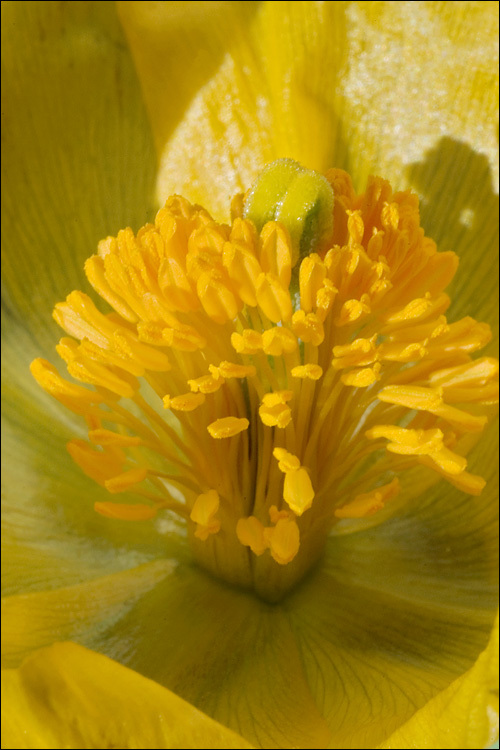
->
91, 562, 331, 749
1, 1, 169, 591
83, 473, 496, 748
1, 642, 253, 749
2, 0, 156, 347
378, 614, 499, 749
1, 560, 175, 669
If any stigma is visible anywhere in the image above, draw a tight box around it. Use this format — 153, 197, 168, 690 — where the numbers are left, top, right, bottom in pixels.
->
31, 160, 498, 602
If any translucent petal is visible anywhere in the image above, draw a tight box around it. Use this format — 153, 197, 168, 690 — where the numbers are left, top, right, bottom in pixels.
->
1, 641, 253, 749
378, 614, 499, 749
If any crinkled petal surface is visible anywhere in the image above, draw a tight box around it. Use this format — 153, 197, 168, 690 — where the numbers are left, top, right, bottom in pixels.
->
2, 1, 499, 749
1, 641, 253, 749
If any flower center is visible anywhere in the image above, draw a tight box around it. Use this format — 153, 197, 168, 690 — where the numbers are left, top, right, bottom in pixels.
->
31, 160, 498, 602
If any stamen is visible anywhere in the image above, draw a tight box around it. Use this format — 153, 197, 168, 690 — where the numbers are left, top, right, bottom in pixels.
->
31, 161, 498, 602
207, 417, 249, 439
190, 490, 221, 540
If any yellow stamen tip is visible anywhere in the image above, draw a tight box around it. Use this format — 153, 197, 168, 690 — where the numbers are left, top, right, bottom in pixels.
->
291, 364, 323, 380
94, 502, 158, 521
236, 516, 267, 556
283, 467, 314, 516
272, 448, 299, 473
263, 517, 301, 565
104, 468, 149, 494
335, 479, 400, 519
163, 392, 206, 411
207, 417, 249, 439
190, 490, 221, 539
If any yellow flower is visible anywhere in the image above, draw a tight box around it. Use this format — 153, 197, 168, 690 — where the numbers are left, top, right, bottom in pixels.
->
2, 2, 498, 749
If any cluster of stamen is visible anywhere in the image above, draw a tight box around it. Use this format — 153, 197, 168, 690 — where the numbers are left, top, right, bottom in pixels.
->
31, 164, 498, 601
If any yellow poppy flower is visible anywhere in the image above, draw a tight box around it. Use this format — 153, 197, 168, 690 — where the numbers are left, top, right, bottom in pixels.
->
2, 2, 498, 749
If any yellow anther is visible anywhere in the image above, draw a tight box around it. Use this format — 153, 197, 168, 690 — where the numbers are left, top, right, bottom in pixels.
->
263, 517, 300, 565
332, 336, 378, 369
384, 295, 435, 325
268, 505, 291, 523
381, 201, 400, 231
104, 467, 149, 494
291, 364, 323, 380
67, 440, 125, 485
366, 425, 444, 455
163, 392, 206, 411
430, 446, 468, 475
259, 222, 292, 288
208, 364, 225, 382
222, 241, 261, 307
137, 322, 206, 352
377, 341, 427, 362
88, 429, 141, 447
335, 479, 400, 519
437, 469, 486, 496
299, 253, 326, 313
158, 256, 199, 312
259, 401, 292, 428
229, 217, 257, 247
230, 329, 263, 354
74, 338, 145, 378
197, 271, 241, 324
259, 391, 293, 428
190, 490, 221, 540
346, 210, 364, 245
291, 310, 324, 345
255, 272, 293, 323
429, 357, 499, 388
207, 417, 250, 438
112, 331, 171, 372
273, 447, 301, 473
188, 375, 224, 394
262, 390, 293, 406
85, 255, 138, 323
315, 279, 338, 322
341, 365, 381, 388
261, 326, 298, 356
66, 355, 137, 399
236, 516, 267, 556
30, 359, 104, 413
52, 301, 108, 349
336, 295, 371, 326
377, 385, 443, 411
216, 361, 257, 379
188, 222, 227, 259
94, 502, 158, 521
283, 467, 314, 516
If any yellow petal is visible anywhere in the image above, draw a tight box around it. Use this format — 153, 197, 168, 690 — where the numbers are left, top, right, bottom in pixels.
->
120, 1, 347, 216
1, 641, 253, 749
